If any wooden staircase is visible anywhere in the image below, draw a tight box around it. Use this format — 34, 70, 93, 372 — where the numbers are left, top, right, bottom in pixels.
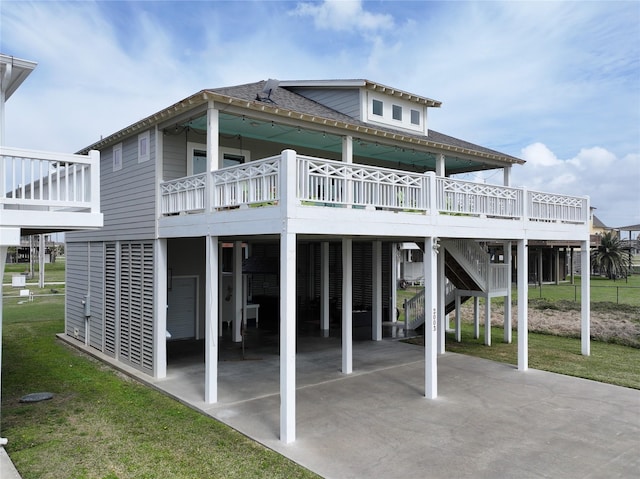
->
403, 239, 508, 331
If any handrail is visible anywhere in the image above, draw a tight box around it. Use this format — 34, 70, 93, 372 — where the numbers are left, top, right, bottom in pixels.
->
0, 146, 99, 213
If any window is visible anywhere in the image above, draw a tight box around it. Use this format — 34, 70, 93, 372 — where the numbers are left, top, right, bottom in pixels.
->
411, 109, 421, 125
187, 143, 251, 175
392, 105, 402, 121
138, 131, 150, 163
113, 143, 123, 172
372, 99, 383, 116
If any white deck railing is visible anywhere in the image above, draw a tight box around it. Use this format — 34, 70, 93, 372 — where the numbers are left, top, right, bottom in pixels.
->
436, 177, 522, 217
298, 156, 428, 211
161, 173, 206, 214
0, 146, 99, 213
159, 151, 588, 225
213, 156, 280, 209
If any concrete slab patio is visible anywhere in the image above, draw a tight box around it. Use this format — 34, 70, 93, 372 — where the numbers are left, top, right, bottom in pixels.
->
60, 330, 640, 479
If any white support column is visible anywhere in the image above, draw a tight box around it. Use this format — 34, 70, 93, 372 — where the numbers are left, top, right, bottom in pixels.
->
473, 297, 480, 339
206, 101, 219, 171
342, 136, 353, 207
504, 241, 512, 344
232, 240, 243, 343
0, 245, 7, 444
342, 237, 353, 374
484, 296, 491, 346
390, 243, 398, 322
424, 237, 438, 399
580, 240, 591, 356
205, 236, 219, 403
455, 294, 462, 342
437, 248, 446, 354
38, 234, 45, 288
320, 241, 330, 336
517, 239, 529, 371
435, 153, 445, 177
503, 165, 512, 186
372, 241, 382, 341
154, 239, 168, 379
280, 232, 296, 443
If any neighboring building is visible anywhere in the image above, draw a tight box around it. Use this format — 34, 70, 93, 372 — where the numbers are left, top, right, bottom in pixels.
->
0, 53, 102, 446
63, 79, 590, 443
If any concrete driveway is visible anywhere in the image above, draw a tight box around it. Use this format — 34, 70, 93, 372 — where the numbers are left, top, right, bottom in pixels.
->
64, 331, 640, 479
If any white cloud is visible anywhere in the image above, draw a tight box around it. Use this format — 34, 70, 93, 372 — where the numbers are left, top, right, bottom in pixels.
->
1, 0, 637, 226
514, 144, 640, 227
291, 0, 394, 32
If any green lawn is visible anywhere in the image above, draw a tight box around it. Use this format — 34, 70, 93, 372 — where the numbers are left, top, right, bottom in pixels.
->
441, 325, 640, 390
3, 257, 66, 284
1, 296, 319, 479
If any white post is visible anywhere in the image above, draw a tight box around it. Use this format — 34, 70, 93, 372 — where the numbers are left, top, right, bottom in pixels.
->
581, 240, 591, 356
320, 241, 329, 335
424, 237, 438, 399
473, 297, 480, 339
154, 239, 168, 379
342, 237, 353, 374
280, 231, 296, 443
484, 296, 491, 346
206, 102, 219, 213
435, 153, 445, 177
503, 165, 512, 187
390, 243, 398, 322
279, 149, 298, 443
455, 293, 462, 342
437, 248, 446, 354
517, 239, 528, 371
232, 241, 243, 343
0, 245, 7, 444
205, 235, 219, 403
343, 135, 353, 208
372, 240, 382, 341
504, 241, 512, 343
39, 234, 45, 288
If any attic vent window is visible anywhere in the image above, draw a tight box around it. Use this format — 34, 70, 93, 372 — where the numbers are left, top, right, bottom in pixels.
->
392, 105, 402, 121
256, 78, 280, 103
372, 99, 383, 116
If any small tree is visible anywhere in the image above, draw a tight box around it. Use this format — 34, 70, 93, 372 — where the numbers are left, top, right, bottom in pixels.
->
591, 232, 631, 279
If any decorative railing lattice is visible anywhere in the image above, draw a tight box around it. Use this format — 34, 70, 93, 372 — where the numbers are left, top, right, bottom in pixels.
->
528, 190, 587, 223
213, 156, 280, 209
160, 174, 207, 214
298, 156, 428, 211
436, 177, 522, 217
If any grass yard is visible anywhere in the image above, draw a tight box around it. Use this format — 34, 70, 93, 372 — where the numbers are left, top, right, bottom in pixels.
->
441, 325, 640, 390
2, 257, 66, 285
1, 296, 319, 479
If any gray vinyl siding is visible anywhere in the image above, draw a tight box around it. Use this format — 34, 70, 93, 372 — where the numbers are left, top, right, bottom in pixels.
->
65, 241, 88, 341
162, 131, 187, 181
68, 129, 157, 243
285, 88, 361, 120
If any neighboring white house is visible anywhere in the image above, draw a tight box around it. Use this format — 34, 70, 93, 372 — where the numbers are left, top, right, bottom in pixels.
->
63, 79, 591, 443
0, 53, 103, 446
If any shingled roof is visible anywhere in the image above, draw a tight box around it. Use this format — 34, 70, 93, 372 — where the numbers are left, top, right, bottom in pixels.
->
208, 80, 523, 164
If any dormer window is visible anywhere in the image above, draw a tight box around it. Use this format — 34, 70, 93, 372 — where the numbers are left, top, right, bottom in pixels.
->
372, 99, 383, 116
392, 105, 402, 121
411, 109, 421, 125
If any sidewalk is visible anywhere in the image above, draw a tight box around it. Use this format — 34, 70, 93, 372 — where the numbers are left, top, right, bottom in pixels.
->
0, 446, 21, 479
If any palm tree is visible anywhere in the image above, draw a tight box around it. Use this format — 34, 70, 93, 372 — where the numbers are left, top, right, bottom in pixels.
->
591, 232, 631, 279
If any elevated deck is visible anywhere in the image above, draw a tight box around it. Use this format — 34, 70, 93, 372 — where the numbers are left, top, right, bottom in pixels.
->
159, 150, 589, 242
0, 146, 103, 239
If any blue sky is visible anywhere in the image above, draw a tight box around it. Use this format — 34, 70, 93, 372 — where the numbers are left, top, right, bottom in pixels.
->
2, 0, 639, 227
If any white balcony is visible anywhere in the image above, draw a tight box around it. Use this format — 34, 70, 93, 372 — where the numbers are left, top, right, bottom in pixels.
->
159, 150, 589, 240
0, 146, 103, 235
